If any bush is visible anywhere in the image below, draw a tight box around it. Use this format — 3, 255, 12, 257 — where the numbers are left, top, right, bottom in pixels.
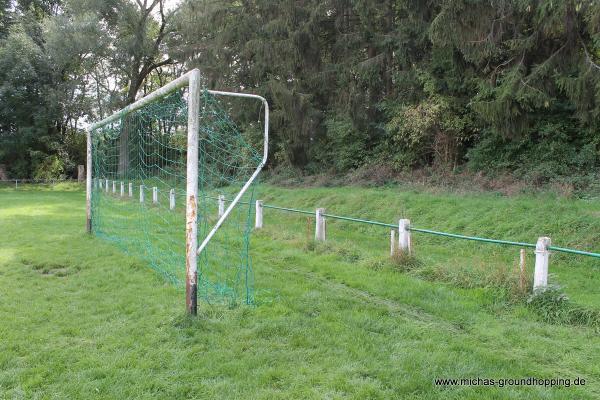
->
467, 114, 599, 185
390, 251, 423, 272
383, 94, 477, 171
527, 285, 600, 328
526, 285, 571, 323
315, 114, 368, 172
32, 154, 66, 180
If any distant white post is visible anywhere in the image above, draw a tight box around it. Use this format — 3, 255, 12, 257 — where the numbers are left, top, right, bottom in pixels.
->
255, 200, 263, 229
533, 237, 551, 290
169, 189, 176, 210
218, 195, 225, 217
105, 179, 109, 193
128, 182, 133, 197
139, 185, 145, 203
153, 187, 158, 204
315, 208, 326, 241
112, 180, 116, 194
398, 219, 411, 255
390, 230, 397, 256
120, 182, 124, 197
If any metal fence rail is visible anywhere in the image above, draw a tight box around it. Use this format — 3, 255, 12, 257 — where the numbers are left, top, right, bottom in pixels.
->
254, 199, 600, 259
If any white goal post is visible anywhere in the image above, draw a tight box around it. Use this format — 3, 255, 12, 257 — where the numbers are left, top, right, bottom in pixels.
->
86, 68, 269, 314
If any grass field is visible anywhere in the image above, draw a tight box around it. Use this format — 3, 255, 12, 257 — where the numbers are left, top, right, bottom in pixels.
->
1, 183, 599, 399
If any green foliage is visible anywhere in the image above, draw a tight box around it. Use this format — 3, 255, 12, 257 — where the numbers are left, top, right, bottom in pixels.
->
0, 0, 173, 179
468, 110, 599, 184
0, 4, 88, 179
527, 285, 571, 322
32, 154, 66, 180
315, 114, 367, 172
2, 0, 600, 185
173, 0, 600, 184
384, 94, 476, 169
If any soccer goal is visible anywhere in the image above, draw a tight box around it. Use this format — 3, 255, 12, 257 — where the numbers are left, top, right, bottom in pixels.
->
85, 69, 268, 314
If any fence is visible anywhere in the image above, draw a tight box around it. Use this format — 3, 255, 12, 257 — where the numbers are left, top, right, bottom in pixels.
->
105, 180, 599, 291
0, 165, 86, 188
248, 198, 600, 292
0, 178, 80, 189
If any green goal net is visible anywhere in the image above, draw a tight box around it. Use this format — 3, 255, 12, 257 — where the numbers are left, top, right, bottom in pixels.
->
90, 83, 263, 306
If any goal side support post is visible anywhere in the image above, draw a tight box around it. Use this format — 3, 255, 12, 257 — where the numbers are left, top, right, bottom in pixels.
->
195, 90, 269, 257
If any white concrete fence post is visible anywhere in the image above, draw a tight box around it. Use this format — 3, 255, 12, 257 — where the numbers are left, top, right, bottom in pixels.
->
398, 219, 412, 255
120, 182, 124, 197
169, 189, 176, 210
390, 230, 397, 256
218, 195, 225, 217
139, 185, 144, 203
315, 208, 326, 241
112, 180, 116, 194
152, 187, 158, 204
105, 179, 109, 193
128, 182, 133, 198
255, 200, 263, 229
533, 237, 551, 290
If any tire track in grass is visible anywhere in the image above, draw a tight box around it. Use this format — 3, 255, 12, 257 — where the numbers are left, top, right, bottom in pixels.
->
275, 261, 464, 334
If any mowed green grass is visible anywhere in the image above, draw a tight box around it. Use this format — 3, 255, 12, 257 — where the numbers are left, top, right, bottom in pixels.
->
0, 183, 599, 399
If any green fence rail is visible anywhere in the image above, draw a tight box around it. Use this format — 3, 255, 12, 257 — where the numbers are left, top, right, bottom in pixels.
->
262, 204, 314, 216
243, 199, 600, 260
408, 227, 537, 249
321, 212, 396, 229
546, 246, 600, 258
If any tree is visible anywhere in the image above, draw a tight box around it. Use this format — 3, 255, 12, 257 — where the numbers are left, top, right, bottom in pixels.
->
0, 5, 87, 178
2, 0, 600, 184
57, 0, 175, 173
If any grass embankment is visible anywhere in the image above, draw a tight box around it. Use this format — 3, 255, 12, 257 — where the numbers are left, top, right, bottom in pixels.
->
0, 184, 599, 399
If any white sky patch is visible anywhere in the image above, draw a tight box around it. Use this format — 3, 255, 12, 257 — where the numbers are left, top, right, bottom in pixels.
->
149, 0, 182, 18
163, 0, 182, 13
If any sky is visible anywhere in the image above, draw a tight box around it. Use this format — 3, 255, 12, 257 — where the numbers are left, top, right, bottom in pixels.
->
163, 0, 182, 13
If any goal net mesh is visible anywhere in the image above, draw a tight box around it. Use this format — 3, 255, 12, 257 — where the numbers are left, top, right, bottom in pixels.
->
90, 88, 261, 305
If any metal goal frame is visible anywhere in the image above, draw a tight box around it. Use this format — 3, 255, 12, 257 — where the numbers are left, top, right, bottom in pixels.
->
85, 69, 269, 314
